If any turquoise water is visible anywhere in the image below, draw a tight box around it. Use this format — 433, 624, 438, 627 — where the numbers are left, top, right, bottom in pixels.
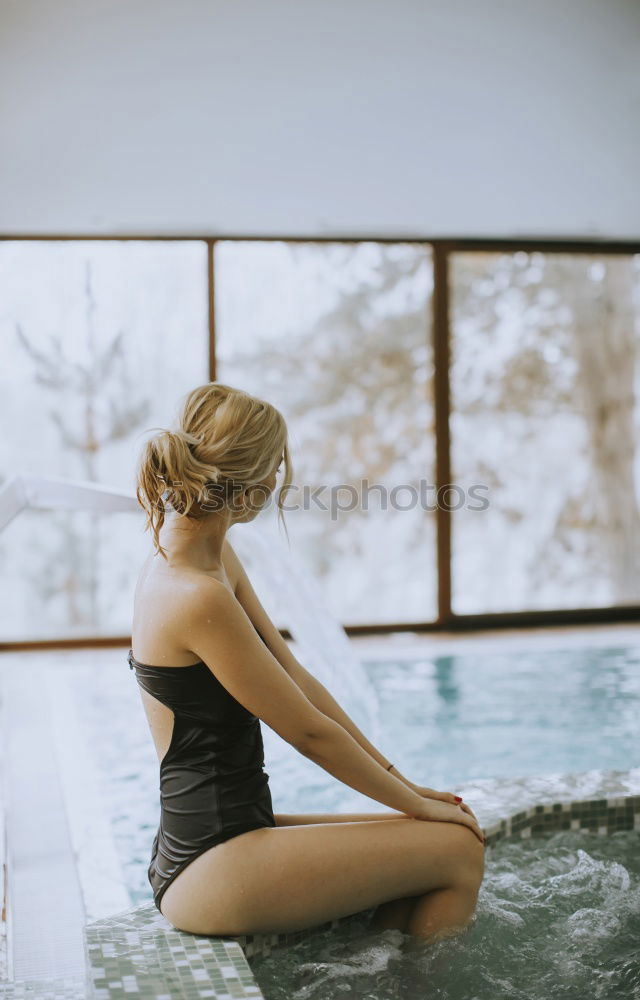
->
255, 643, 640, 814
77, 643, 640, 907
251, 829, 640, 1000
360, 645, 640, 789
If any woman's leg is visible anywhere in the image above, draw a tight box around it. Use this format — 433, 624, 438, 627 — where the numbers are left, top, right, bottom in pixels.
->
160, 815, 485, 942
274, 811, 418, 931
273, 810, 408, 825
274, 813, 482, 936
405, 878, 483, 940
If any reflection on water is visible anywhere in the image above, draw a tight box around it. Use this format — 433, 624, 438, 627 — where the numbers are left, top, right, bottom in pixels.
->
433, 654, 460, 705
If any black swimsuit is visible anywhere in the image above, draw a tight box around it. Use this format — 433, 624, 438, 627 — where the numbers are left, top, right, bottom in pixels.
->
128, 630, 276, 913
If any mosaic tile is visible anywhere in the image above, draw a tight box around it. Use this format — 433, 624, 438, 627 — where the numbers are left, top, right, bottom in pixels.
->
83, 905, 264, 999
483, 793, 640, 847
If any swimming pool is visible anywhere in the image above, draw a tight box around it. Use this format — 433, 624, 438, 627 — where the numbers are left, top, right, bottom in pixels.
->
74, 641, 640, 907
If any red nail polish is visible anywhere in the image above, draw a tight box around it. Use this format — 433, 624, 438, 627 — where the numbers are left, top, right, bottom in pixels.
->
454, 795, 463, 802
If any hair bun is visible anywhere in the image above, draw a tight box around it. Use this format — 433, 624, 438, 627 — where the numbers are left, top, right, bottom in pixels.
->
172, 427, 200, 449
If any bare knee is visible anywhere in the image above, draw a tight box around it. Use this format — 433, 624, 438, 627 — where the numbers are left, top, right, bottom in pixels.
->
458, 838, 485, 887
443, 825, 485, 887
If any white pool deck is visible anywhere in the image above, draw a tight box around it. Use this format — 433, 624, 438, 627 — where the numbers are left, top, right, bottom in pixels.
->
0, 621, 639, 997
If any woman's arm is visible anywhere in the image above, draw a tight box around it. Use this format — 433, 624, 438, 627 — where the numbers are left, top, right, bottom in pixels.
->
222, 539, 406, 780
288, 660, 476, 817
222, 540, 476, 818
287, 658, 401, 770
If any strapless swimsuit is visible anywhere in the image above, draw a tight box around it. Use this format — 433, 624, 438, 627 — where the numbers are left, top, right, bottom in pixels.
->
128, 628, 276, 912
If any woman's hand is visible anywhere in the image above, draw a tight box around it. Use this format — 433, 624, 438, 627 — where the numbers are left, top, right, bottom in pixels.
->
406, 782, 480, 825
408, 797, 486, 845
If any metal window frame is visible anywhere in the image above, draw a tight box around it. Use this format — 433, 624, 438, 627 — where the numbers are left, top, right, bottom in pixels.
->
1, 233, 639, 648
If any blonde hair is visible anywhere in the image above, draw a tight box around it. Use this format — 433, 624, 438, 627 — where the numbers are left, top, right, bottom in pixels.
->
135, 382, 293, 560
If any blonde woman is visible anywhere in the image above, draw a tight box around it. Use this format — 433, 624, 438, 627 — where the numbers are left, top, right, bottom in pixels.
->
130, 382, 485, 942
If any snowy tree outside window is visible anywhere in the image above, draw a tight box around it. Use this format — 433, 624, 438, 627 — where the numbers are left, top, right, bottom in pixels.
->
0, 240, 208, 640
450, 251, 640, 612
215, 241, 437, 626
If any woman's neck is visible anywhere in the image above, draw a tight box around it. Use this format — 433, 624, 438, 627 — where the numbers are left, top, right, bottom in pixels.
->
159, 509, 233, 571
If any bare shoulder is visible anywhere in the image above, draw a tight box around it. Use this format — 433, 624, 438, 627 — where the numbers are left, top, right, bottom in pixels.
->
132, 555, 234, 665
179, 573, 247, 637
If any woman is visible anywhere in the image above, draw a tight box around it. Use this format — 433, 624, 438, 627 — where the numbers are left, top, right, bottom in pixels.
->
130, 381, 485, 942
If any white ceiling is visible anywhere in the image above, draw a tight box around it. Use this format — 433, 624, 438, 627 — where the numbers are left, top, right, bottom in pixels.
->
1, 0, 638, 239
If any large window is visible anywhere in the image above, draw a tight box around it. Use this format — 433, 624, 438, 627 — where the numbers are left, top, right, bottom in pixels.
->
450, 251, 640, 613
215, 241, 435, 626
1, 237, 638, 642
0, 240, 209, 640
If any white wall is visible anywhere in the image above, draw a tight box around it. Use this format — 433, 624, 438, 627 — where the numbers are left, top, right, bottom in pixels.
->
1, 0, 638, 238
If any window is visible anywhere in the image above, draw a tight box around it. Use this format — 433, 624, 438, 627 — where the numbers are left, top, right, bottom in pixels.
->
215, 240, 436, 626
450, 251, 640, 613
0, 240, 208, 639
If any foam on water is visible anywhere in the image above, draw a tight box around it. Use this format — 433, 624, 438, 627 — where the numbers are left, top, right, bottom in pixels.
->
251, 829, 640, 1000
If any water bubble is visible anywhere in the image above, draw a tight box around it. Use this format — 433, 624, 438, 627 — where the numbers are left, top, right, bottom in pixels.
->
567, 907, 623, 940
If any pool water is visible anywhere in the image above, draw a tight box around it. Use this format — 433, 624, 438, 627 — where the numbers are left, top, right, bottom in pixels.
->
359, 644, 640, 789
251, 829, 640, 1000
76, 643, 640, 906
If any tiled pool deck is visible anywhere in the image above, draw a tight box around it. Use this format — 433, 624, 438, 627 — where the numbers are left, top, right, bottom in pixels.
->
1, 623, 639, 999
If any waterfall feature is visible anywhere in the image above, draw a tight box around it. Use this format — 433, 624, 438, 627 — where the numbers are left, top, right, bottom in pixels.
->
229, 521, 380, 740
